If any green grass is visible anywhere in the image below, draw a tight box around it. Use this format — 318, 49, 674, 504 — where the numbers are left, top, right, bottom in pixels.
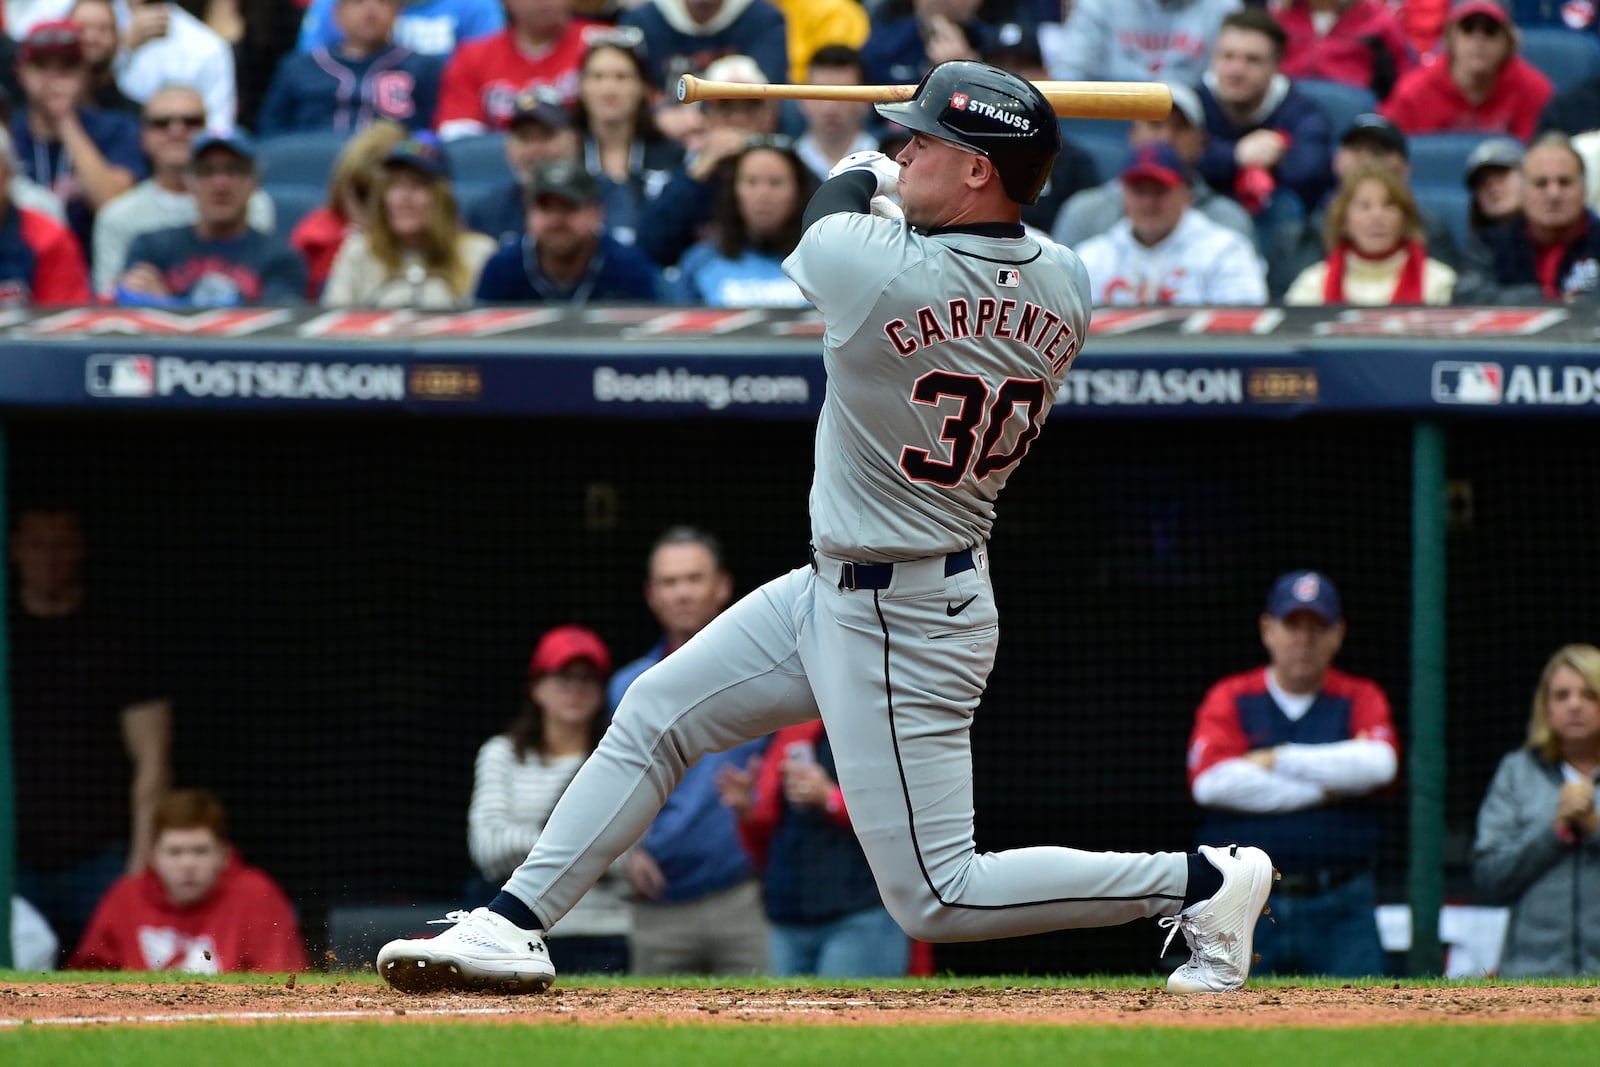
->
5, 1020, 1600, 1067
4, 972, 1598, 1067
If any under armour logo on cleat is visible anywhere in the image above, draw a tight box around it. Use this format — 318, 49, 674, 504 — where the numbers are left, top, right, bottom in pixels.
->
946, 595, 978, 617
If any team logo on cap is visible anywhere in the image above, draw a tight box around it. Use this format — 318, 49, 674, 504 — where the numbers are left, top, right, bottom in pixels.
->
951, 92, 969, 110
1291, 573, 1321, 603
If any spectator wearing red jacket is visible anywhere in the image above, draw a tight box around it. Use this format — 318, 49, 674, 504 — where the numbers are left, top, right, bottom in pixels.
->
1275, 0, 1415, 100
69, 789, 308, 974
434, 0, 595, 140
1379, 0, 1552, 141
0, 125, 88, 305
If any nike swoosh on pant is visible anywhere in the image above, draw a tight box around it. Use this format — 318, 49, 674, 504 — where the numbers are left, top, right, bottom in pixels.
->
946, 595, 978, 617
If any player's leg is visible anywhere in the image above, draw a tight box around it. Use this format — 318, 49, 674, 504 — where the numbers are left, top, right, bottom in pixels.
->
802, 551, 1188, 939
378, 566, 820, 992
801, 549, 1273, 991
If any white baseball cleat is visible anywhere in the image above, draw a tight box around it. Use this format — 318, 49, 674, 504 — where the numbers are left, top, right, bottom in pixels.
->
1159, 844, 1278, 994
377, 907, 555, 994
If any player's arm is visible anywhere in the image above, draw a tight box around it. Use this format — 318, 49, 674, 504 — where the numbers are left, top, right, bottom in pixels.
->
802, 170, 877, 229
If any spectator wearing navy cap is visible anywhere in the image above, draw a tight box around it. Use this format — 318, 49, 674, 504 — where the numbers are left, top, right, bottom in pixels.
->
323, 134, 496, 307
1073, 141, 1267, 305
257, 0, 443, 137
93, 85, 276, 298
475, 158, 663, 304
1267, 113, 1462, 296
114, 130, 306, 306
1053, 81, 1255, 250
1454, 131, 1600, 304
1379, 0, 1552, 141
1184, 570, 1399, 978
462, 87, 582, 247
12, 20, 145, 269
1465, 136, 1524, 236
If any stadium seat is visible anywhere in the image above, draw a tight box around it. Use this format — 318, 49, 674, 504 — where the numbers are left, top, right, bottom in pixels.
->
1419, 184, 1474, 254
263, 184, 327, 237
1519, 26, 1600, 96
1072, 132, 1130, 184
1294, 79, 1378, 138
1066, 117, 1132, 148
255, 130, 349, 186
444, 133, 512, 185
1409, 133, 1490, 187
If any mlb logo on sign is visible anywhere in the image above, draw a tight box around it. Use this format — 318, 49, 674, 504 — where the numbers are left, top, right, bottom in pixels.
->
1432, 361, 1503, 405
951, 92, 969, 110
85, 355, 156, 398
996, 268, 1020, 287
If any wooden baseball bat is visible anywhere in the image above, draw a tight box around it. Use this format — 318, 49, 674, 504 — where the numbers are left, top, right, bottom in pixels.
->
676, 75, 1171, 122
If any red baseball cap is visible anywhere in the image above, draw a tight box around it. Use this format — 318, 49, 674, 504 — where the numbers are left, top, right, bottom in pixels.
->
19, 20, 84, 65
528, 624, 611, 679
1449, 0, 1512, 26
1121, 142, 1187, 189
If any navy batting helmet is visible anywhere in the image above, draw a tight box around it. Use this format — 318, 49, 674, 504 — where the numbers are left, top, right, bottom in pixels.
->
875, 61, 1061, 205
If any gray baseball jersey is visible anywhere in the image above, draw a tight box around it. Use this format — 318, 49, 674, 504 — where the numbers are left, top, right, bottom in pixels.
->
495, 206, 1191, 956
785, 212, 1092, 561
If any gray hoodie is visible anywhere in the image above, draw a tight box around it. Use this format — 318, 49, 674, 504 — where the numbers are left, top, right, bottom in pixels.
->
1473, 748, 1600, 977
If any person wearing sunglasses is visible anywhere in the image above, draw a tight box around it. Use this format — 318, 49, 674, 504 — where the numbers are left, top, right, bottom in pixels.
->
11, 20, 145, 270
1379, 0, 1551, 141
91, 85, 276, 297
114, 130, 307, 306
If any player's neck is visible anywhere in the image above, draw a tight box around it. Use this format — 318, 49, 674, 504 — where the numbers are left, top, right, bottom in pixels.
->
543, 722, 591, 758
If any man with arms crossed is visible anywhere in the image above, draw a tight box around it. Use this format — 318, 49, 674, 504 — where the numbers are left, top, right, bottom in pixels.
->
379, 60, 1276, 996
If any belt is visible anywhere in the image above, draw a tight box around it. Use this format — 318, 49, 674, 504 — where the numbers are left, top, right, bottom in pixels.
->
808, 545, 977, 591
1273, 864, 1372, 898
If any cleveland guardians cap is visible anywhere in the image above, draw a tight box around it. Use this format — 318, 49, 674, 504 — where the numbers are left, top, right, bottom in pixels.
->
1266, 570, 1343, 624
1121, 142, 1187, 188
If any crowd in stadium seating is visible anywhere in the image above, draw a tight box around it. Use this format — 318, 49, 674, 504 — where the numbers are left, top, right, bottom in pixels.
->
0, 0, 1594, 308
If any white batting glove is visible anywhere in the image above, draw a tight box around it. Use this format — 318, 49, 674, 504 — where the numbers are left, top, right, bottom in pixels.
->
869, 195, 904, 220
828, 150, 900, 197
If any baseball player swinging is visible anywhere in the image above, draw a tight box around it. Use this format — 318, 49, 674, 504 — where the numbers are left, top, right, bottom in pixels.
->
378, 60, 1275, 995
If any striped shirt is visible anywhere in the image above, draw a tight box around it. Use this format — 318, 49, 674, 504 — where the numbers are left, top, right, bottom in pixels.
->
467, 734, 630, 937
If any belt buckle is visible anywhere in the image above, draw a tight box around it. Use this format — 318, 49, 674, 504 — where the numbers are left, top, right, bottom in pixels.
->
838, 562, 857, 591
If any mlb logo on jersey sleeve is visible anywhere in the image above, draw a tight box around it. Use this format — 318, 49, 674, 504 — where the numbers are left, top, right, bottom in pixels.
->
1432, 361, 1503, 405
951, 93, 969, 109
996, 268, 1020, 287
86, 355, 156, 398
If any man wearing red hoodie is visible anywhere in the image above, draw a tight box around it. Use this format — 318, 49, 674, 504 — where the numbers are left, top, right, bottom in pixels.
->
1379, 0, 1552, 141
70, 790, 308, 974
1275, 0, 1415, 100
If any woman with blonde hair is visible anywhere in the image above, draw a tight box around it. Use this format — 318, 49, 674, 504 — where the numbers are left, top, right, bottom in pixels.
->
290, 120, 409, 299
322, 135, 496, 309
1473, 643, 1600, 976
1284, 164, 1456, 306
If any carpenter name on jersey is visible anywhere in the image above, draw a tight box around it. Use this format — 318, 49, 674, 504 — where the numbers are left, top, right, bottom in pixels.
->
882, 296, 1079, 374
784, 211, 1093, 562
